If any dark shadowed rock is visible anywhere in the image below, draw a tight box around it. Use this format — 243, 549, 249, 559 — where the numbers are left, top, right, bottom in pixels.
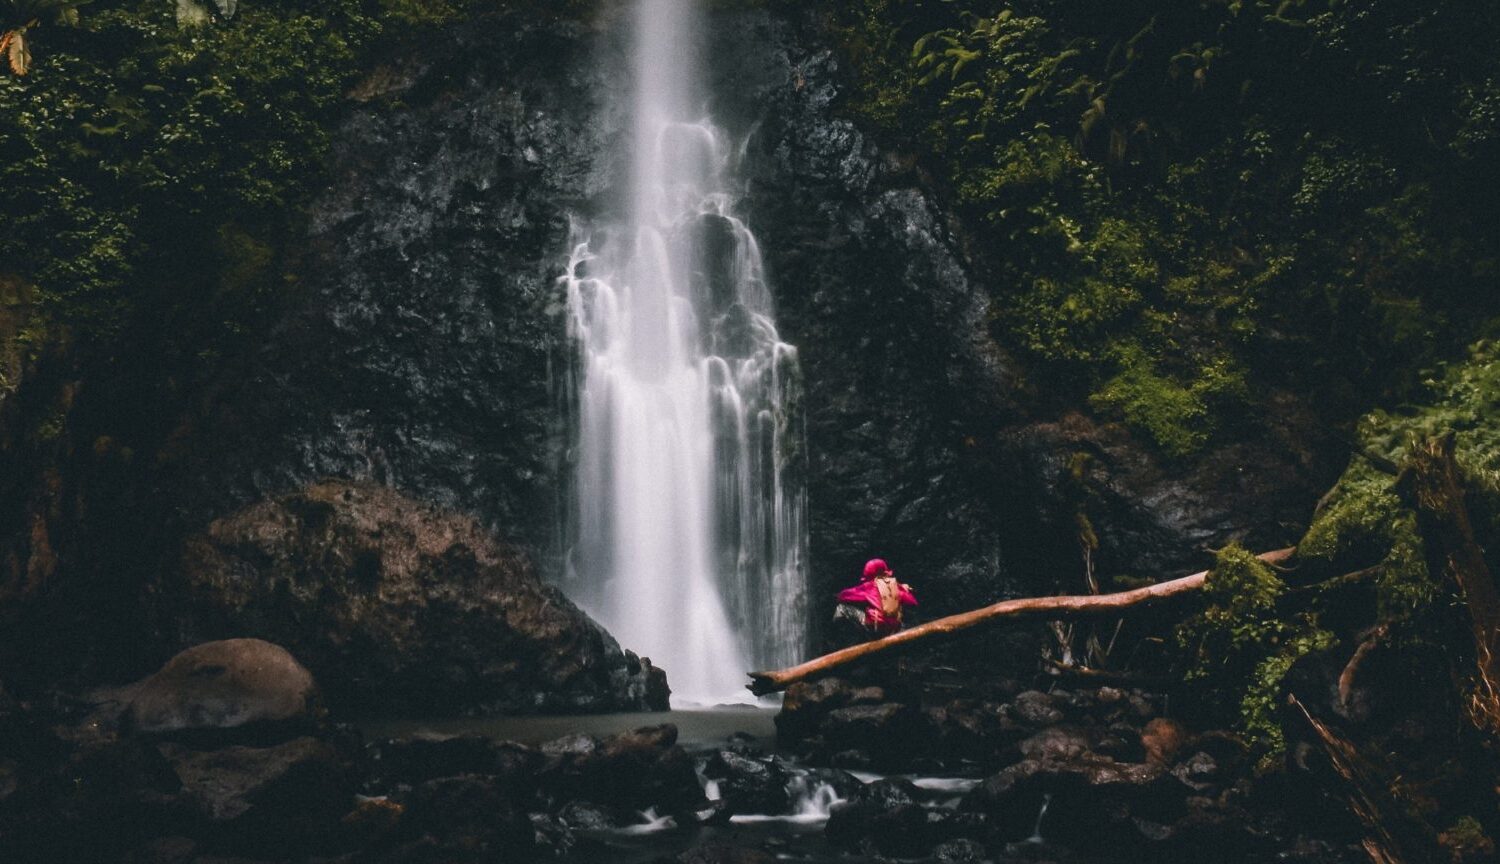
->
818, 702, 927, 769
164, 482, 667, 714
932, 838, 987, 863
826, 777, 984, 857
158, 736, 345, 822
961, 760, 1049, 841
703, 749, 791, 815
121, 639, 318, 736
1010, 690, 1065, 727
1018, 725, 1092, 763
400, 774, 535, 859
366, 734, 542, 794
776, 677, 883, 742
677, 844, 777, 864
1173, 751, 1223, 792
556, 799, 619, 830
157, 735, 354, 856
536, 724, 701, 814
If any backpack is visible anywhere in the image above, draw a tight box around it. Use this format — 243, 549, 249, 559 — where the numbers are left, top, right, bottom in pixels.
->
875, 575, 903, 621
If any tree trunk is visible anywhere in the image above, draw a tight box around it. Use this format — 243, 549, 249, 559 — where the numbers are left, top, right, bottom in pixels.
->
1397, 433, 1500, 711
747, 547, 1296, 695
1289, 694, 1430, 864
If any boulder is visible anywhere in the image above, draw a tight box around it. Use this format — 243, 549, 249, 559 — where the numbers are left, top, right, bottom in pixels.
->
677, 845, 777, 864
826, 778, 984, 857
1142, 717, 1190, 765
535, 724, 701, 814
164, 482, 667, 714
555, 799, 619, 830
703, 749, 791, 815
925, 700, 1025, 766
1173, 751, 1223, 793
1018, 725, 1092, 763
961, 760, 1049, 841
1010, 691, 1065, 727
399, 774, 536, 859
818, 703, 927, 769
157, 735, 354, 855
123, 639, 318, 737
1034, 760, 1191, 853
931, 838, 988, 863
775, 677, 882, 742
366, 734, 541, 794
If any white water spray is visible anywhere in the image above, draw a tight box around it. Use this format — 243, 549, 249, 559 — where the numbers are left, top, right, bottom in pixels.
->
560, 0, 808, 703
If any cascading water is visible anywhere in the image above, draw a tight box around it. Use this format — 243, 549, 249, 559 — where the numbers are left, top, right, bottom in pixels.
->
559, 0, 808, 702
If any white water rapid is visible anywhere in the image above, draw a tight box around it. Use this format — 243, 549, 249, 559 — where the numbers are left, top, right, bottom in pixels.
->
560, 0, 808, 703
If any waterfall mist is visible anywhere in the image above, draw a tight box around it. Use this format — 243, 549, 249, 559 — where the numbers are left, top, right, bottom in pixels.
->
559, 0, 809, 703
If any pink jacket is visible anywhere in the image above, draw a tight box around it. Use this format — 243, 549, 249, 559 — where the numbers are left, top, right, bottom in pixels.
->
838, 576, 917, 634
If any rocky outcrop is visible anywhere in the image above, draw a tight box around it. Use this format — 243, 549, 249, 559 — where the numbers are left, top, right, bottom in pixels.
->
119, 639, 319, 736
774, 675, 1363, 863
162, 481, 667, 714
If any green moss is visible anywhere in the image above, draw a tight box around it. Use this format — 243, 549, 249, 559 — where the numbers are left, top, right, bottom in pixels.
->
1087, 346, 1247, 458
1, 0, 587, 370
1176, 544, 1334, 755
1440, 816, 1496, 862
1301, 339, 1500, 619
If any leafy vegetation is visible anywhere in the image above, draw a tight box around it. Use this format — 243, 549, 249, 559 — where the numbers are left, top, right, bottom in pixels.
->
0, 0, 593, 388
1174, 543, 1332, 756
818, 0, 1500, 456
1166, 340, 1500, 759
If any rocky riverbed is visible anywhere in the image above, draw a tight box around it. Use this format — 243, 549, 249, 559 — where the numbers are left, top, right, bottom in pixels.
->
0, 638, 1368, 864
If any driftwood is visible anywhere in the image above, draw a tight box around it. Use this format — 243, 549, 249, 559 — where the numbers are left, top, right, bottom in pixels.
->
746, 547, 1296, 696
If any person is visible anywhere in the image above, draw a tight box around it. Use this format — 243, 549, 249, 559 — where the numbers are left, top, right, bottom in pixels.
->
834, 558, 917, 638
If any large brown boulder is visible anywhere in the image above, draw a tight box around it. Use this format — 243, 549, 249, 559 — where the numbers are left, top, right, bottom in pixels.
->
124, 638, 318, 735
158, 481, 667, 714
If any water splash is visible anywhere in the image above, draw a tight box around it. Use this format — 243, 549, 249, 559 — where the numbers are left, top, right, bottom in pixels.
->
1026, 792, 1053, 843
727, 774, 845, 825
559, 0, 808, 703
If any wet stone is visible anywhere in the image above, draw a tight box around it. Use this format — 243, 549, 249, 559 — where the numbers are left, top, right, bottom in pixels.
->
931, 837, 987, 863
703, 750, 791, 815
1010, 691, 1064, 727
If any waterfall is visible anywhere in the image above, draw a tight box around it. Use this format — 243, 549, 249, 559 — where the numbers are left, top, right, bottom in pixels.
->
559, 0, 808, 703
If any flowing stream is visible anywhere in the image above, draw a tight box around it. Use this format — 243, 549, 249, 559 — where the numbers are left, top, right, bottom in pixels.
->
560, 0, 808, 702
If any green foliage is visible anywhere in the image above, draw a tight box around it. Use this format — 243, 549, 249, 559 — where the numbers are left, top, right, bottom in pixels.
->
824, 0, 1500, 456
1165, 341, 1500, 757
1440, 816, 1496, 862
1089, 346, 1246, 458
1303, 340, 1500, 618
0, 0, 568, 376
1175, 544, 1333, 755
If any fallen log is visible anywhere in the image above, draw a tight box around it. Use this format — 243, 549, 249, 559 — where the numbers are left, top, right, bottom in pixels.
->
747, 547, 1296, 695
1289, 694, 1429, 864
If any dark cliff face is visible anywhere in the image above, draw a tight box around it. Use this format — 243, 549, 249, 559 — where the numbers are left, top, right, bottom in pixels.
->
160, 18, 607, 547
169, 8, 1037, 633
0, 6, 1329, 688
702, 18, 1024, 618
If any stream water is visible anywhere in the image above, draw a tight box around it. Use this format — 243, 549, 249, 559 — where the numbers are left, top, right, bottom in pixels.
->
362, 708, 1013, 864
